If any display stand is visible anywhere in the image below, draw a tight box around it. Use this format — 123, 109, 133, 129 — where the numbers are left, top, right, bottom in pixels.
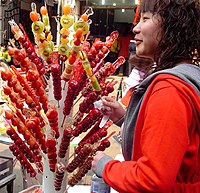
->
1, 1, 125, 192
42, 77, 69, 193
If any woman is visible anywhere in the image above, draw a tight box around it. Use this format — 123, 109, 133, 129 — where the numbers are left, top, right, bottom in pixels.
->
121, 55, 154, 107
91, 0, 200, 192
116, 24, 134, 76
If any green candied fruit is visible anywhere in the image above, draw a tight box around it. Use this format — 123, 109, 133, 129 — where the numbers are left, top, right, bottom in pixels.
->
66, 47, 72, 57
42, 46, 52, 58
74, 21, 89, 35
42, 15, 50, 26
32, 21, 44, 34
58, 43, 69, 55
48, 41, 54, 50
60, 15, 74, 29
91, 80, 101, 91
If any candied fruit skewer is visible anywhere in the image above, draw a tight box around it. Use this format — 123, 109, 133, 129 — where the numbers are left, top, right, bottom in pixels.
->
6, 107, 46, 154
46, 107, 60, 139
66, 145, 93, 173
68, 156, 93, 187
4, 109, 44, 157
2, 79, 45, 131
9, 144, 38, 178
19, 23, 46, 77
86, 39, 105, 69
70, 120, 113, 160
74, 120, 113, 154
6, 125, 43, 172
95, 57, 125, 82
68, 132, 115, 187
54, 163, 65, 191
58, 4, 73, 58
25, 117, 47, 153
11, 65, 41, 109
40, 5, 51, 34
78, 80, 117, 115
6, 126, 36, 163
30, 3, 54, 60
80, 51, 101, 92
62, 59, 87, 123
81, 57, 125, 97
78, 91, 100, 114
73, 80, 117, 124
86, 31, 119, 72
10, 65, 47, 123
58, 126, 72, 159
8, 19, 46, 77
26, 68, 48, 112
61, 7, 93, 82
105, 30, 119, 49
46, 132, 58, 172
61, 39, 82, 82
72, 107, 103, 137
61, 26, 85, 82
1, 67, 40, 110
51, 63, 62, 103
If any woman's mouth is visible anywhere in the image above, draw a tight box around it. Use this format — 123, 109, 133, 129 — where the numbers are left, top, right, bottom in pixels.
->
134, 38, 142, 46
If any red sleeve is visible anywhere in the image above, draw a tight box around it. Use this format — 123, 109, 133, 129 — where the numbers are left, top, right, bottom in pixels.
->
103, 80, 192, 193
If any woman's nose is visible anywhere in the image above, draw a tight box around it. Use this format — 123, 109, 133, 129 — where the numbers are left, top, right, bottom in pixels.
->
132, 23, 141, 34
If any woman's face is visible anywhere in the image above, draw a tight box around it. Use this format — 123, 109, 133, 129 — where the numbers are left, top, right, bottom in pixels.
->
133, 12, 162, 61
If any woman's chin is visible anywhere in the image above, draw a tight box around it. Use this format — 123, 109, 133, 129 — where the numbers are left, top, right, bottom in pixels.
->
136, 51, 152, 60
136, 51, 145, 58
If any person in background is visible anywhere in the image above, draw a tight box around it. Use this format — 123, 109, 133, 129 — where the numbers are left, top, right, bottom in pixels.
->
0, 42, 11, 65
120, 38, 154, 107
120, 54, 154, 107
126, 39, 136, 75
116, 23, 134, 76
92, 0, 200, 192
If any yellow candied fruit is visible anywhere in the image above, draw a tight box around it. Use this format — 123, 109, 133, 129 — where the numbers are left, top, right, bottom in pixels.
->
85, 68, 93, 77
75, 28, 83, 39
61, 37, 69, 44
30, 11, 39, 22
80, 36, 84, 41
63, 5, 71, 15
47, 33, 53, 41
90, 75, 96, 82
60, 28, 70, 36
81, 14, 88, 22
69, 39, 74, 46
35, 33, 45, 41
39, 40, 48, 48
40, 6, 48, 15
45, 26, 51, 32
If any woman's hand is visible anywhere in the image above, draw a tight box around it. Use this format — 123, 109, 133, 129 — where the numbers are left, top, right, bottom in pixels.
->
91, 151, 106, 172
101, 96, 126, 123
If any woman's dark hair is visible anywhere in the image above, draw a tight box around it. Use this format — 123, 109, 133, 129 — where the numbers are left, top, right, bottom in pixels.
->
128, 54, 154, 73
140, 0, 200, 70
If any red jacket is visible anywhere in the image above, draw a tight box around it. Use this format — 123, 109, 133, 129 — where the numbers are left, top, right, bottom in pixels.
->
103, 74, 200, 193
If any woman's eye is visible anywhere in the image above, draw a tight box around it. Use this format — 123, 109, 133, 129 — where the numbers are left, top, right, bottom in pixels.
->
142, 17, 149, 21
